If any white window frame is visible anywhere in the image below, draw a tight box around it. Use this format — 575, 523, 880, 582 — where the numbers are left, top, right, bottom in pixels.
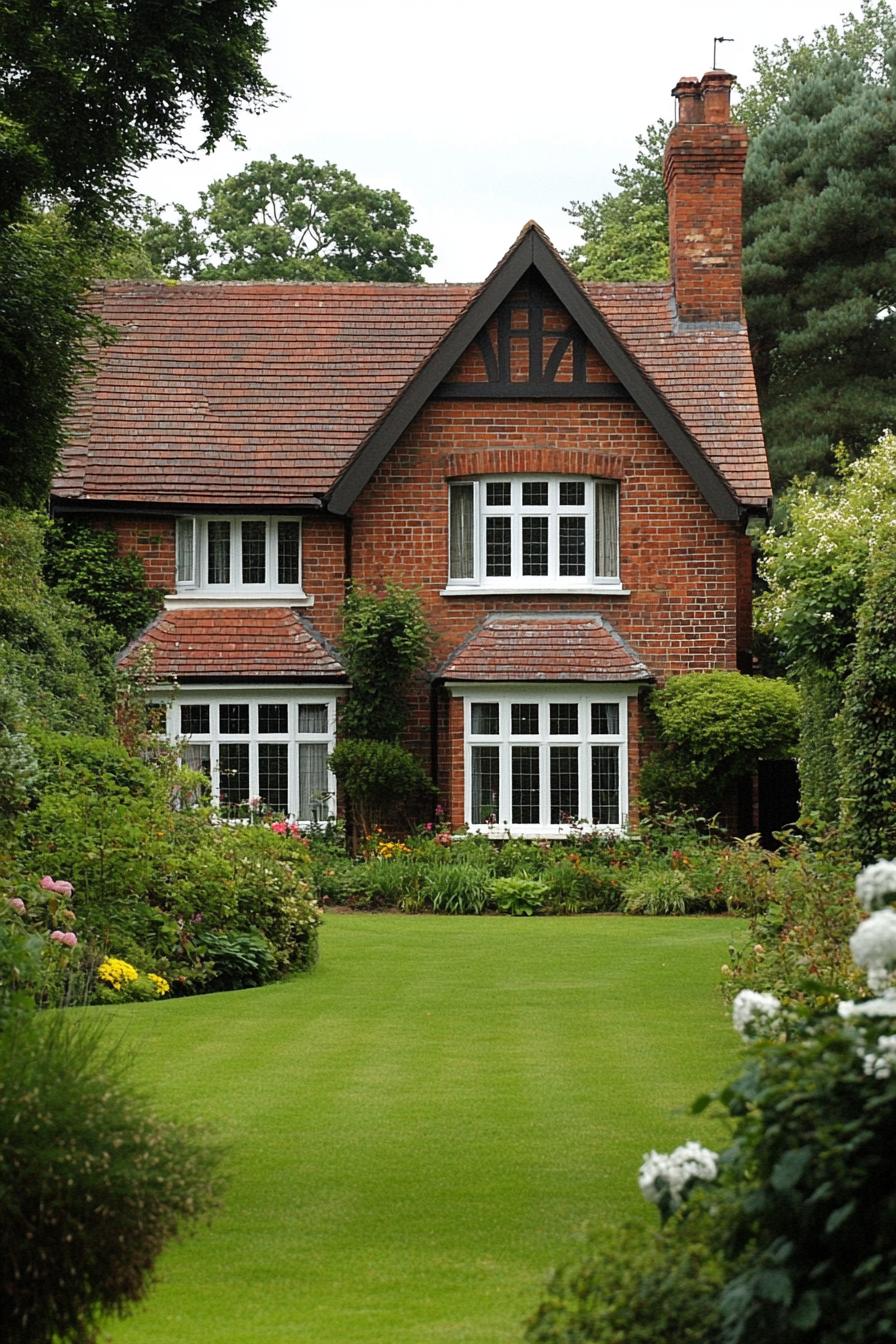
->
443, 476, 625, 596
452, 682, 633, 836
170, 516, 308, 606
164, 687, 338, 823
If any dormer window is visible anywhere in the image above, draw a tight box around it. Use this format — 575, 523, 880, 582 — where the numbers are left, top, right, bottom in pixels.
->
446, 477, 620, 593
174, 516, 303, 599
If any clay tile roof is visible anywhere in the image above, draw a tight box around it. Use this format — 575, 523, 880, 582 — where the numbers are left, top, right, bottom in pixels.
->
55, 281, 477, 508
438, 613, 652, 683
118, 607, 346, 680
584, 281, 769, 505
54, 237, 770, 511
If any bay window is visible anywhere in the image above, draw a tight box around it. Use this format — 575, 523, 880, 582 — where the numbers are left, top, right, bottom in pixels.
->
174, 516, 303, 598
447, 477, 620, 591
463, 687, 629, 832
168, 691, 336, 822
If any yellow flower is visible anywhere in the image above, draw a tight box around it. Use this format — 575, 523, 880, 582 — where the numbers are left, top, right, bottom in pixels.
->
98, 957, 139, 990
147, 972, 170, 997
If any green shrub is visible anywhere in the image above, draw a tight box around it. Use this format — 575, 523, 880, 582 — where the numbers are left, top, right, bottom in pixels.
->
640, 672, 799, 812
839, 542, 896, 861
621, 866, 696, 916
43, 517, 163, 641
541, 856, 623, 914
0, 508, 118, 736
488, 875, 545, 916
0, 1013, 220, 1344
195, 930, 279, 990
526, 1218, 723, 1344
337, 583, 434, 742
352, 856, 419, 909
421, 863, 491, 914
720, 832, 864, 1004
328, 738, 435, 837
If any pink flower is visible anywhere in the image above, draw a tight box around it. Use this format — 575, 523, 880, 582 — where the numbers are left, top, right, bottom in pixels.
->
41, 876, 56, 890
61, 931, 78, 948
53, 880, 73, 897
49, 930, 66, 943
8, 897, 25, 915
271, 821, 287, 835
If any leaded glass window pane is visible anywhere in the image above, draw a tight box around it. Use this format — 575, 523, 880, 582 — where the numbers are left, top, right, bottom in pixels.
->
559, 515, 586, 576
176, 517, 195, 584
511, 703, 539, 735
297, 704, 328, 734
511, 746, 540, 824
298, 743, 328, 821
550, 703, 578, 735
258, 743, 289, 812
591, 703, 620, 736
559, 481, 585, 507
218, 743, 249, 811
471, 745, 500, 823
471, 702, 499, 735
486, 516, 512, 576
258, 704, 288, 734
449, 483, 475, 580
595, 482, 619, 578
486, 481, 511, 507
591, 745, 620, 825
180, 704, 209, 735
522, 516, 548, 575
207, 521, 231, 584
550, 746, 579, 823
522, 481, 548, 507
219, 703, 249, 735
241, 520, 266, 584
277, 522, 301, 586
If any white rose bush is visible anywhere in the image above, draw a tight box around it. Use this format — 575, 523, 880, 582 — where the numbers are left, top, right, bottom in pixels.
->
527, 860, 896, 1344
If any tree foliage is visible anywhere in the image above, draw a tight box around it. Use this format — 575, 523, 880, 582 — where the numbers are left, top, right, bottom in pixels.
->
140, 155, 436, 281
0, 0, 277, 508
0, 0, 276, 224
565, 2, 896, 484
566, 122, 669, 282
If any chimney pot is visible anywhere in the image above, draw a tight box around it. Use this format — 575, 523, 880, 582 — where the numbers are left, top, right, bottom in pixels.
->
671, 76, 703, 125
699, 68, 736, 124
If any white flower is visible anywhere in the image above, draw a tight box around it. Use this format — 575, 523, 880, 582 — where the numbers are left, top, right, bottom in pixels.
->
638, 1141, 718, 1209
860, 1034, 896, 1080
855, 860, 896, 912
732, 989, 782, 1040
838, 992, 896, 1019
850, 908, 896, 970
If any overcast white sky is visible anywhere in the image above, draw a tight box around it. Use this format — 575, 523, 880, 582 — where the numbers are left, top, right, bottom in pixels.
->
136, 0, 857, 281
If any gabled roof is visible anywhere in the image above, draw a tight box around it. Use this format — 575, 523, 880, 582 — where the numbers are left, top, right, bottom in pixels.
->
326, 224, 748, 521
54, 223, 770, 515
438, 613, 652, 683
118, 608, 347, 681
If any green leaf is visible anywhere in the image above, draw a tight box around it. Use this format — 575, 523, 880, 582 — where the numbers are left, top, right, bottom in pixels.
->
770, 1146, 812, 1192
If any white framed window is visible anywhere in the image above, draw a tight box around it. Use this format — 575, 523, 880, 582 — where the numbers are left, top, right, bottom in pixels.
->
174, 516, 304, 600
166, 689, 336, 822
446, 477, 621, 593
456, 685, 630, 834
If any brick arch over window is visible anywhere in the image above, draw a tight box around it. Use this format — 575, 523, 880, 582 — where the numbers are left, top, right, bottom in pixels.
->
442, 448, 625, 480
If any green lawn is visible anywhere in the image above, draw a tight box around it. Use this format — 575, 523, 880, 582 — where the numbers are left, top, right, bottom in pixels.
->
101, 915, 741, 1344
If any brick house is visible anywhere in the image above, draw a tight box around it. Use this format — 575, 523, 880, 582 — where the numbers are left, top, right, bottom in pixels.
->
52, 70, 770, 835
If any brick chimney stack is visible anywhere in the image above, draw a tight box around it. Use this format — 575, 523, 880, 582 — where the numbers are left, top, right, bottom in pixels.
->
663, 70, 747, 324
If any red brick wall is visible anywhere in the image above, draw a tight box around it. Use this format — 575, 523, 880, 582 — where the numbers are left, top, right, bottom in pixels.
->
349, 395, 749, 826
103, 516, 176, 591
